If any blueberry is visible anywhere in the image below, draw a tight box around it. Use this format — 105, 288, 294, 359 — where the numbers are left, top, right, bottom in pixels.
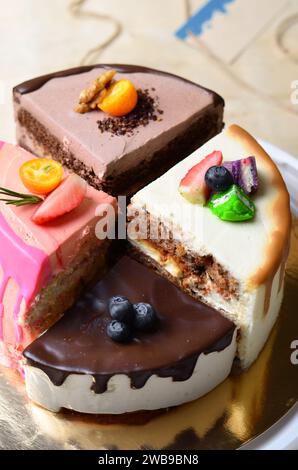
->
205, 166, 233, 192
106, 320, 132, 343
108, 295, 134, 323
133, 303, 158, 332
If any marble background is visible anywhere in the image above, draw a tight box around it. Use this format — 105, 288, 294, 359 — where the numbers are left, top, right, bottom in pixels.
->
0, 0, 297, 156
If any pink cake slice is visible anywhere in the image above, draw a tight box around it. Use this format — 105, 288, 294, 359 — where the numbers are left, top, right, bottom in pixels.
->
0, 141, 116, 369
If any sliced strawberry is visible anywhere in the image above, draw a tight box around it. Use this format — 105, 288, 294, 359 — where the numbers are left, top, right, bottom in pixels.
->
178, 150, 223, 204
31, 174, 87, 225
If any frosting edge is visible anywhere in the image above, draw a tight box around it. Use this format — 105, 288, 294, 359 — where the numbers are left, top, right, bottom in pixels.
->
24, 325, 236, 393
13, 63, 225, 108
227, 125, 291, 290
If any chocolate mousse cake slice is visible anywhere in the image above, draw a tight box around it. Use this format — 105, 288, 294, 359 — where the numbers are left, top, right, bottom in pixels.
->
14, 64, 224, 196
128, 125, 291, 369
23, 256, 236, 414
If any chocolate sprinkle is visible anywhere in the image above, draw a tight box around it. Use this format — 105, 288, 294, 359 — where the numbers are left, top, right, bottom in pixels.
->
97, 89, 163, 136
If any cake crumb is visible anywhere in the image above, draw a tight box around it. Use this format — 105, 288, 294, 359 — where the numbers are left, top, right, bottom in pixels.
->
97, 89, 163, 137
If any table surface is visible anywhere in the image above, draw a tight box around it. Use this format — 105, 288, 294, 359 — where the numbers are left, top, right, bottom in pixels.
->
0, 0, 297, 157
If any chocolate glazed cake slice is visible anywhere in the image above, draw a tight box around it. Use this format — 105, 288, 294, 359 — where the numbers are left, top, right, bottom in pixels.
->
23, 256, 236, 414
14, 64, 224, 196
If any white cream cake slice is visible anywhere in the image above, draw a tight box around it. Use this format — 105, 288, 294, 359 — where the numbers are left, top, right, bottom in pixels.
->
128, 124, 291, 368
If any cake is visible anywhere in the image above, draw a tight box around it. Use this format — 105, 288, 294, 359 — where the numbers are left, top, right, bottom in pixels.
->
10, 61, 291, 417
23, 256, 237, 414
128, 125, 291, 368
28, 371, 232, 449
0, 141, 116, 369
14, 64, 224, 196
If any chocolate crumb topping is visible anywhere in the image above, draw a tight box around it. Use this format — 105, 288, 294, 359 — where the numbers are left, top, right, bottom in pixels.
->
97, 89, 163, 136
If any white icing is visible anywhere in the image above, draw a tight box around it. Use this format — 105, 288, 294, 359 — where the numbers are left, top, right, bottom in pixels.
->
131, 127, 279, 283
211, 186, 253, 210
237, 189, 253, 209
24, 330, 237, 414
212, 191, 232, 207
130, 127, 286, 368
242, 161, 254, 192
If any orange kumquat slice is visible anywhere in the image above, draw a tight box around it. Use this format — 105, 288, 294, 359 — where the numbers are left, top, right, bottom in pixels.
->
99, 79, 138, 117
19, 158, 63, 195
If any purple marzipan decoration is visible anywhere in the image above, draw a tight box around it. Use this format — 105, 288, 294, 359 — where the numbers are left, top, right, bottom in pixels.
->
223, 156, 258, 195
223, 160, 241, 185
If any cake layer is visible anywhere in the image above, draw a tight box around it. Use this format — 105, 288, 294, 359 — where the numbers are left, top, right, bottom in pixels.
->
23, 256, 236, 414
128, 125, 291, 368
14, 64, 224, 196
0, 141, 116, 368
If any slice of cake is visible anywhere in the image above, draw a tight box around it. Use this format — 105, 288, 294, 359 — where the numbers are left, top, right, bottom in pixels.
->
14, 64, 224, 196
0, 141, 116, 369
23, 256, 236, 414
128, 125, 291, 368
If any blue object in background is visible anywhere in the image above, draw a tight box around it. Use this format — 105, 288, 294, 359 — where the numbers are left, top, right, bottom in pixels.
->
176, 0, 235, 39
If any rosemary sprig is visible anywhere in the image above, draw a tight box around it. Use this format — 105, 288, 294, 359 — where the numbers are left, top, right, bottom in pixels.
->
0, 187, 43, 207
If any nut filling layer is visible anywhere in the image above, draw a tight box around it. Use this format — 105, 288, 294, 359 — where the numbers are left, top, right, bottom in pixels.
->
129, 211, 239, 302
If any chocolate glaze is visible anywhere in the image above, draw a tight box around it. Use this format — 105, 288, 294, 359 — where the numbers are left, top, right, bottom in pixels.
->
13, 64, 224, 108
24, 257, 235, 393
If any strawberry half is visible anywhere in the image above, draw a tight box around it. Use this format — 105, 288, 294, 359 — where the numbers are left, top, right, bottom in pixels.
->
178, 150, 223, 204
31, 174, 87, 225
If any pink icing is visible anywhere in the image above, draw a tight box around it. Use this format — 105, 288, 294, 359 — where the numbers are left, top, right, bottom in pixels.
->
0, 275, 8, 339
0, 140, 116, 364
0, 212, 52, 343
0, 142, 115, 272
0, 140, 4, 150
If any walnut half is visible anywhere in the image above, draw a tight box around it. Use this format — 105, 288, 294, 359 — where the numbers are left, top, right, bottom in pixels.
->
74, 69, 116, 114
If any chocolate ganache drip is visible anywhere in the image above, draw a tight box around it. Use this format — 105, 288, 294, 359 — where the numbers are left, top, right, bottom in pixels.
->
24, 257, 235, 393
